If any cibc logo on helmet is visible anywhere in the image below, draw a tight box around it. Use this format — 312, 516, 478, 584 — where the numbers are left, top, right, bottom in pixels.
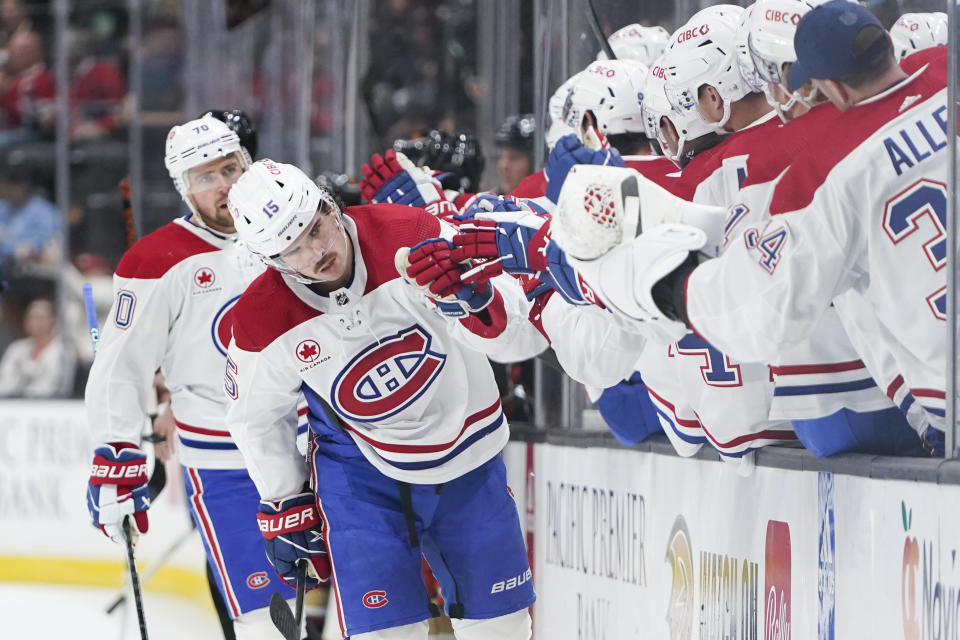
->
677, 23, 710, 44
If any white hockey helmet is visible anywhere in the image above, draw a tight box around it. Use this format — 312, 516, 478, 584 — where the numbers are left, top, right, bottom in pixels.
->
597, 23, 671, 66
746, 0, 825, 118
661, 5, 754, 133
644, 55, 717, 166
545, 72, 581, 151
227, 159, 343, 281
164, 115, 252, 215
889, 12, 949, 60
565, 59, 649, 149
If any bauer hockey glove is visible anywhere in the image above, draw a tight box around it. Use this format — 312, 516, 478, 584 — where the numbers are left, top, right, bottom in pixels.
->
449, 208, 552, 282
454, 193, 545, 222
257, 492, 331, 590
395, 238, 493, 318
543, 133, 625, 204
87, 442, 151, 543
359, 149, 457, 219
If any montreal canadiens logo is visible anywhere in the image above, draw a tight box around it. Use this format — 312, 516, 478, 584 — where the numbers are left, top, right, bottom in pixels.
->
246, 571, 270, 589
362, 590, 389, 609
211, 295, 241, 357
331, 325, 446, 423
194, 267, 216, 288
297, 339, 322, 363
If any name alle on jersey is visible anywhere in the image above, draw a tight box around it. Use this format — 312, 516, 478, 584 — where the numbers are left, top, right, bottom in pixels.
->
884, 104, 948, 177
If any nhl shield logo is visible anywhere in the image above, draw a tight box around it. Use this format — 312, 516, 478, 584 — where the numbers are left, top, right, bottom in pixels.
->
194, 267, 216, 288
296, 339, 322, 363
335, 292, 350, 306
331, 324, 446, 422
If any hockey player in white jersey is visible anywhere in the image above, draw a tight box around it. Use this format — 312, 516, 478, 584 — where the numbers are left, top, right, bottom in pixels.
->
548, 0, 951, 453
84, 115, 299, 638
224, 159, 544, 639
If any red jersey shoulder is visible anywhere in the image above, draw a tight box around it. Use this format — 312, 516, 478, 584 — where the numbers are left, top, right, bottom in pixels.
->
348, 204, 442, 292
742, 103, 840, 189
625, 156, 692, 198
231, 269, 321, 352
900, 45, 946, 75
115, 221, 219, 279
770, 63, 946, 215
509, 171, 547, 199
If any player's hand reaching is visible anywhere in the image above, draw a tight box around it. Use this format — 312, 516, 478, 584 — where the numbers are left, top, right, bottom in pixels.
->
359, 149, 457, 219
395, 239, 493, 318
544, 133, 625, 204
87, 442, 151, 543
257, 492, 331, 590
449, 208, 551, 281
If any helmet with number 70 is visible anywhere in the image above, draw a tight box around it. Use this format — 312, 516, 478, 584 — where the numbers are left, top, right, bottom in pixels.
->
661, 5, 753, 133
565, 59, 649, 152
227, 159, 347, 284
165, 115, 252, 221
889, 12, 948, 61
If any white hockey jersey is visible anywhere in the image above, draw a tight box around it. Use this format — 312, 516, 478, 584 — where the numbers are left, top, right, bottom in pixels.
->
85, 216, 265, 469
225, 205, 546, 501
686, 57, 949, 429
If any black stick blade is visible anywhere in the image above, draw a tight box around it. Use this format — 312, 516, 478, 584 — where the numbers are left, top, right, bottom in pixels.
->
269, 592, 299, 640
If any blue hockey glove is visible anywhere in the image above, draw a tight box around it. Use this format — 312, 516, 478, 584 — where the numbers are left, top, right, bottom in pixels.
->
544, 133, 625, 204
87, 442, 151, 543
257, 492, 330, 590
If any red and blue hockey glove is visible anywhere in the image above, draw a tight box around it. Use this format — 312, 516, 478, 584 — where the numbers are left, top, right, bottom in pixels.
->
454, 193, 529, 222
87, 442, 150, 543
450, 208, 552, 280
544, 133, 625, 204
359, 149, 456, 218
395, 238, 493, 318
257, 492, 331, 590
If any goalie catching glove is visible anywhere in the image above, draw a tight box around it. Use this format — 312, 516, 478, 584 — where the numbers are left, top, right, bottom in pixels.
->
87, 442, 150, 543
395, 238, 493, 318
257, 491, 331, 590
359, 149, 456, 219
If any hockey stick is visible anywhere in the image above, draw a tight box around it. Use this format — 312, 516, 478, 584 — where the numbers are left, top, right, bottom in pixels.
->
585, 0, 616, 60
122, 517, 150, 640
105, 518, 192, 615
269, 560, 308, 640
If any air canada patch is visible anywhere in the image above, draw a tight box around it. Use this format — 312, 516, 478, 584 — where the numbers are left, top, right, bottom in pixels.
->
331, 325, 446, 422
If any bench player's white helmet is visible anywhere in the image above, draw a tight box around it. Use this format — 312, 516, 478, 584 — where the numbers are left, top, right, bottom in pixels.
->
227, 159, 344, 282
565, 59, 649, 150
889, 12, 948, 60
545, 72, 581, 151
597, 23, 670, 66
164, 114, 252, 217
747, 0, 824, 119
661, 5, 754, 133
644, 55, 716, 166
